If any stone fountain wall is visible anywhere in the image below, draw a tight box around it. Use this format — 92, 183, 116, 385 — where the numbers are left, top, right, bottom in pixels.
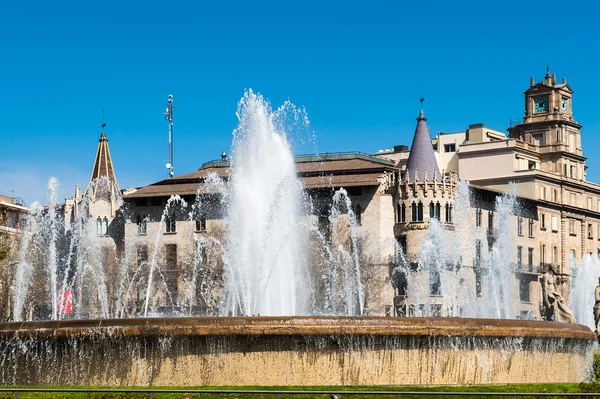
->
0, 317, 595, 386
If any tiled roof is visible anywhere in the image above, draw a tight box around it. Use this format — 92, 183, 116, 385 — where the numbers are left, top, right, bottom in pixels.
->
405, 110, 441, 181
170, 166, 230, 181
123, 152, 396, 199
123, 182, 223, 198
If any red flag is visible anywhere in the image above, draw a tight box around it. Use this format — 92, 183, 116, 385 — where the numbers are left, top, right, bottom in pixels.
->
57, 290, 73, 315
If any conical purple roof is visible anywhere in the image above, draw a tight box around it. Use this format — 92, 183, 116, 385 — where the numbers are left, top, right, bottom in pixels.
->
406, 110, 440, 181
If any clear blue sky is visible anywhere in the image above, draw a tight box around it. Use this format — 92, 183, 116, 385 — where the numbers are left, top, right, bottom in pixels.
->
1, 0, 599, 205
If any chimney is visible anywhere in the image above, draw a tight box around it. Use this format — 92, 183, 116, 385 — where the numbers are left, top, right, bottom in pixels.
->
562, 77, 567, 84
552, 74, 556, 85
530, 77, 534, 87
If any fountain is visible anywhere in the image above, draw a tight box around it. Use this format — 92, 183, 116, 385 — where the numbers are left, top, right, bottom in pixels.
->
0, 91, 595, 386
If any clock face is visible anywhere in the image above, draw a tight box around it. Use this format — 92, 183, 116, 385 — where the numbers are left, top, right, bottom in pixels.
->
534, 97, 548, 113
562, 98, 568, 112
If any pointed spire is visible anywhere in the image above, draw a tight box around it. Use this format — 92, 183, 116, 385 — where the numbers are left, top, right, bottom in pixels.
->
85, 130, 120, 201
75, 183, 82, 201
406, 109, 441, 184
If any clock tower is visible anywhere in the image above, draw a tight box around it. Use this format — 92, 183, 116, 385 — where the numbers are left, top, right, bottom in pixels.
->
508, 68, 585, 180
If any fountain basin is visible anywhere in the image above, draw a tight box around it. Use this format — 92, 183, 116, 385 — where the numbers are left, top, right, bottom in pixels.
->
0, 317, 595, 386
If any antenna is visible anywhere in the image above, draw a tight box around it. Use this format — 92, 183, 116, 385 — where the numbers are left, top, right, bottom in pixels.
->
163, 94, 175, 178
101, 108, 106, 130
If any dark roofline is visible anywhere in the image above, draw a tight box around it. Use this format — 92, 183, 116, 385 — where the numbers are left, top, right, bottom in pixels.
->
198, 151, 395, 171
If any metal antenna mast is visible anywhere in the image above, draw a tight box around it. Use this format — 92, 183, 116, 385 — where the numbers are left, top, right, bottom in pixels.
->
164, 94, 174, 177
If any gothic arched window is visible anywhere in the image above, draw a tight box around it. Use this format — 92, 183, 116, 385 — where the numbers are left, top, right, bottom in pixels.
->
435, 202, 441, 220
411, 202, 417, 222
417, 202, 423, 222
429, 202, 435, 219
96, 217, 102, 236
102, 217, 109, 236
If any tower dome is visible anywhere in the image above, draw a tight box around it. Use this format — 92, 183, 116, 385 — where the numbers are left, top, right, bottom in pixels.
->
406, 110, 441, 181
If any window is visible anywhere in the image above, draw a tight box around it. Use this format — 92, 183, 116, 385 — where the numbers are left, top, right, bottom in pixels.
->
435, 202, 441, 220
401, 203, 406, 223
553, 189, 558, 202
533, 134, 543, 146
552, 246, 558, 263
570, 249, 576, 260
429, 202, 435, 219
569, 219, 576, 236
136, 214, 147, 235
528, 248, 533, 272
517, 246, 523, 270
429, 270, 441, 295
540, 213, 546, 230
528, 160, 536, 170
475, 240, 482, 268
570, 192, 577, 206
541, 244, 546, 265
589, 223, 593, 240
102, 217, 109, 236
195, 214, 207, 232
488, 212, 494, 234
528, 219, 534, 237
96, 217, 102, 236
517, 217, 523, 236
137, 245, 148, 268
417, 202, 424, 222
588, 197, 593, 210
475, 209, 482, 228
551, 216, 559, 232
354, 204, 362, 225
540, 186, 546, 200
411, 202, 417, 222
445, 204, 453, 223
444, 143, 456, 153
520, 280, 530, 302
165, 215, 176, 233
570, 165, 576, 178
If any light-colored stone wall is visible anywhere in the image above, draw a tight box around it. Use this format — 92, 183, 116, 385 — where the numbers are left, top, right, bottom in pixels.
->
0, 317, 593, 386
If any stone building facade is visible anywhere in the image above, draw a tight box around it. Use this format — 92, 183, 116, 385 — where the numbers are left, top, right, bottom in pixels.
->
44, 69, 598, 320
0, 194, 28, 320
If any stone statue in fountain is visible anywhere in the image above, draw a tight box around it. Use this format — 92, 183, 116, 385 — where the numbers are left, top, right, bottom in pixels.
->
541, 263, 576, 323
594, 278, 600, 335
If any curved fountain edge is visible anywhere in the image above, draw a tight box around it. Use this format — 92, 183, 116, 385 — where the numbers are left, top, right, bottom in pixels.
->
0, 316, 595, 341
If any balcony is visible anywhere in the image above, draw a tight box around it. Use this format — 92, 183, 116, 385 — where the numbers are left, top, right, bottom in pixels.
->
518, 263, 544, 276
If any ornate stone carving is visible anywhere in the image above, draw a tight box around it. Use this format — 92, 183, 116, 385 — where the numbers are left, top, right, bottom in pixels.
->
379, 171, 394, 195
594, 278, 600, 335
541, 264, 576, 323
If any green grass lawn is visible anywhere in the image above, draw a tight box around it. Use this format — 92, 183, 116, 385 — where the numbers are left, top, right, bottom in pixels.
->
0, 384, 599, 399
